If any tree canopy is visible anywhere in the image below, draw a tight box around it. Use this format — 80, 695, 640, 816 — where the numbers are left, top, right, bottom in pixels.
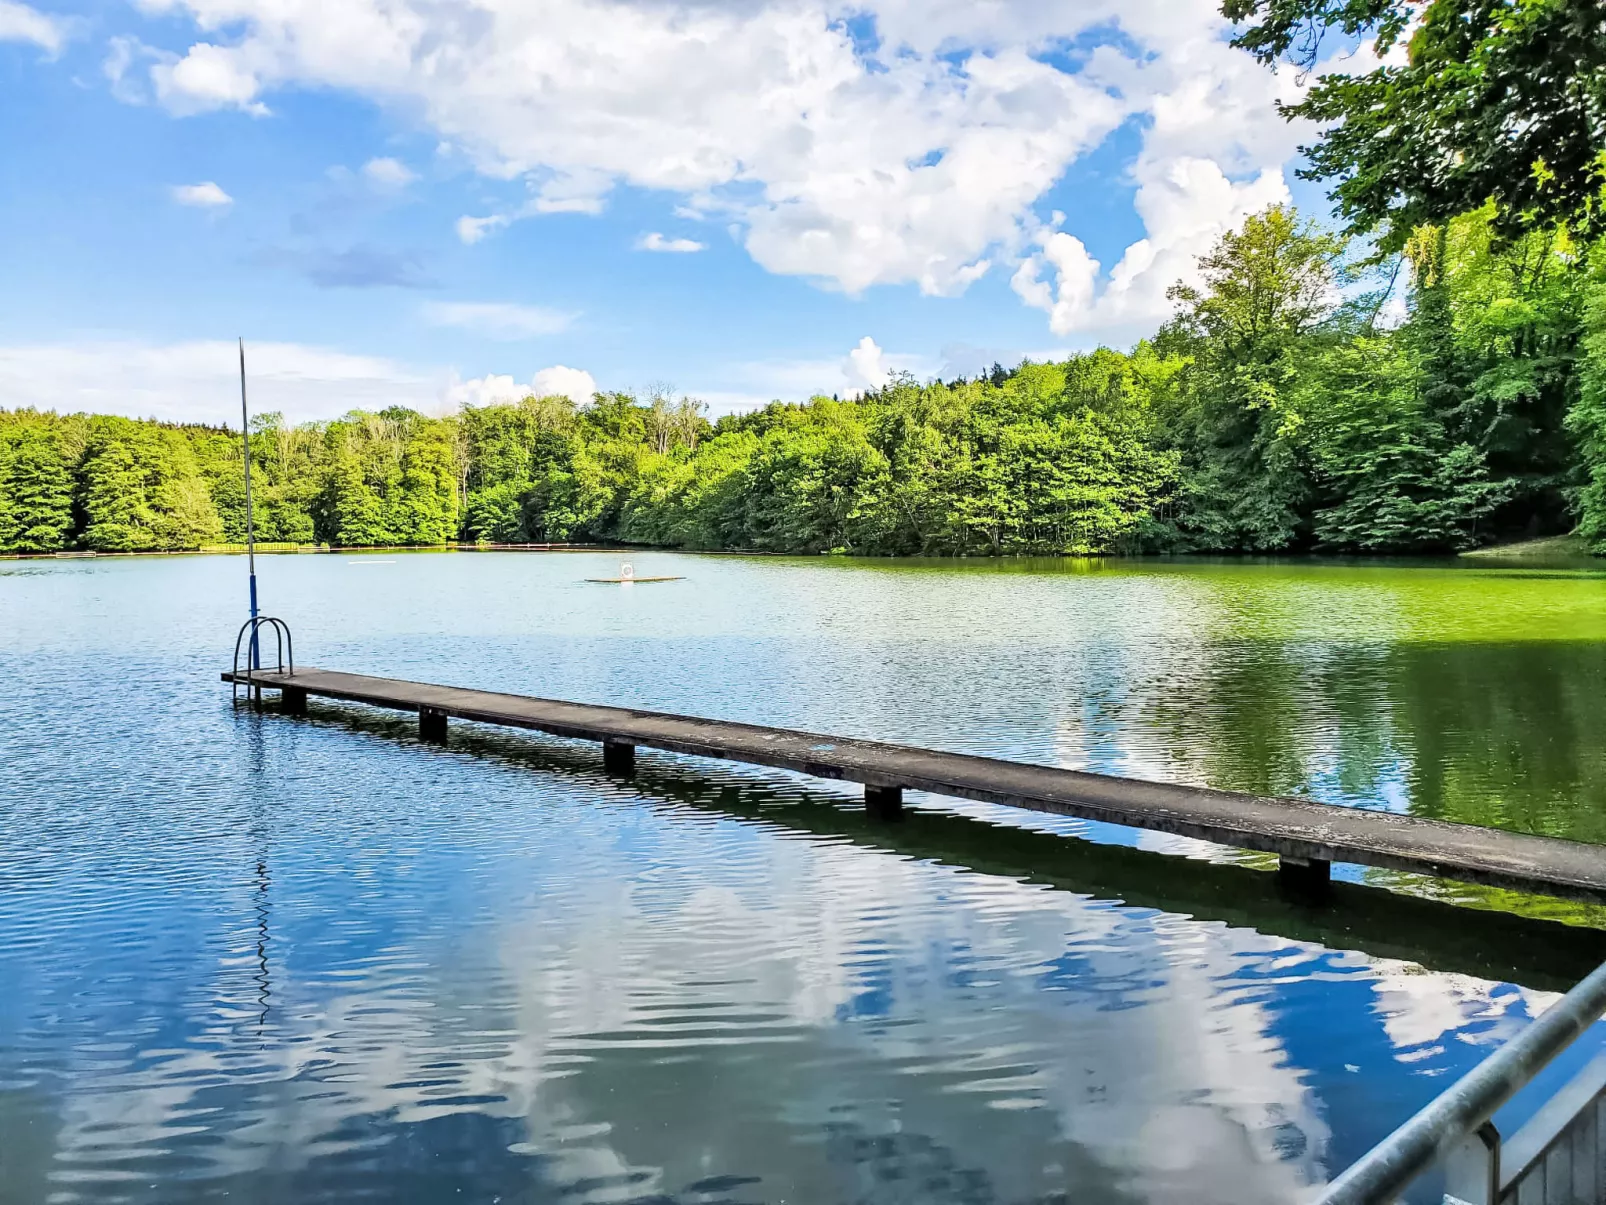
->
1223, 0, 1606, 248
6, 202, 1606, 558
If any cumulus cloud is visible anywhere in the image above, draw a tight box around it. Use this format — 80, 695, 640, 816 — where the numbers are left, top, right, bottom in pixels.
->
422, 301, 575, 340
443, 365, 598, 409
843, 336, 892, 394
1012, 161, 1291, 335
119, 0, 1310, 307
638, 232, 706, 254
0, 339, 435, 424
0, 0, 65, 53
171, 180, 233, 208
1005, 14, 1314, 336
150, 39, 269, 116
1010, 232, 1098, 336
529, 365, 597, 404
361, 156, 415, 189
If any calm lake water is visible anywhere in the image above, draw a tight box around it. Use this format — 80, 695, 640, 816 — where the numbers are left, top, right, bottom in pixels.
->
6, 551, 1606, 1204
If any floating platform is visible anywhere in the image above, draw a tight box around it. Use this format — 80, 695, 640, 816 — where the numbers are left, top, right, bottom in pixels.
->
583, 575, 685, 583
222, 666, 1606, 905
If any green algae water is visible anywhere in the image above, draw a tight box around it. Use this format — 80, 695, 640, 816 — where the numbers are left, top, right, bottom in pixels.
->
4, 551, 1606, 1205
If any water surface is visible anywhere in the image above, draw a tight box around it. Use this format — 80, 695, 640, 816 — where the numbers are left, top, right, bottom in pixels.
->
5, 551, 1606, 1204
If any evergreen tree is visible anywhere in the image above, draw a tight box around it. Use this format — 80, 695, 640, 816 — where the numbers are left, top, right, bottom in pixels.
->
0, 436, 13, 550
320, 433, 386, 546
79, 438, 157, 552
0, 426, 73, 552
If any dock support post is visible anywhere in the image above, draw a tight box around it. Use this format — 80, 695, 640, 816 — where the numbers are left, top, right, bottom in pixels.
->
603, 739, 636, 776
281, 686, 307, 716
419, 706, 448, 743
1277, 854, 1332, 901
865, 785, 904, 821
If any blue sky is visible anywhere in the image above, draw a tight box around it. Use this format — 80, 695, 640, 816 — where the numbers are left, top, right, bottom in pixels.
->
0, 0, 1336, 423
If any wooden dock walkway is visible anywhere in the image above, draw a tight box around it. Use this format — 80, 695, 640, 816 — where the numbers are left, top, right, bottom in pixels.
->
223, 666, 1606, 904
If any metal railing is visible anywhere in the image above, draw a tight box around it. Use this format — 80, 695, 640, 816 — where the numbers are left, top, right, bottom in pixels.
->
231, 616, 294, 703
1314, 958, 1606, 1204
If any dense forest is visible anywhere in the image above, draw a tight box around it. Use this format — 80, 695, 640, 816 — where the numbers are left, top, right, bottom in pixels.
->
4, 203, 1606, 557
5, 0, 1604, 559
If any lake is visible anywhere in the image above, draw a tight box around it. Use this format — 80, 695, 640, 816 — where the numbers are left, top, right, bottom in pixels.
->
5, 550, 1606, 1204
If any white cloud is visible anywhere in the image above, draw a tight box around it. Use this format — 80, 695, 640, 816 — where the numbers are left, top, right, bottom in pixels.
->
422, 300, 575, 340
150, 40, 269, 116
1006, 17, 1316, 337
530, 365, 597, 404
1013, 160, 1292, 336
1010, 231, 1099, 336
361, 156, 415, 189
0, 339, 434, 424
171, 180, 233, 208
701, 337, 933, 412
638, 232, 706, 254
455, 213, 508, 245
844, 336, 891, 394
122, 0, 1306, 303
0, 0, 65, 54
1376, 281, 1410, 330
443, 365, 598, 409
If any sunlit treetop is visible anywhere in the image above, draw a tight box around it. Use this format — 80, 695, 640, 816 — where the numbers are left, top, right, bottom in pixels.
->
1222, 0, 1606, 250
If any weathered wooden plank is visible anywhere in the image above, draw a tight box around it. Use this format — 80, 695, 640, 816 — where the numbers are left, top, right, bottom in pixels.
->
223, 666, 1606, 904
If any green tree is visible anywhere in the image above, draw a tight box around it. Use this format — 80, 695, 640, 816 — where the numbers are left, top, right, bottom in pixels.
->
0, 426, 74, 552
1160, 204, 1347, 550
1401, 208, 1587, 536
10, 195, 1606, 562
1224, 0, 1606, 248
319, 427, 386, 546
1568, 267, 1606, 547
245, 414, 321, 544
735, 402, 889, 553
1304, 335, 1507, 550
79, 436, 157, 552
389, 415, 459, 544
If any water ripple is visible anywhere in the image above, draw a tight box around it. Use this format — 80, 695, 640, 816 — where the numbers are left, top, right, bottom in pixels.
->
4, 554, 1605, 1204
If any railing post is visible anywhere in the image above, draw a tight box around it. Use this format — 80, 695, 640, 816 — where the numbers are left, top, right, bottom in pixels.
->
1444, 1121, 1500, 1204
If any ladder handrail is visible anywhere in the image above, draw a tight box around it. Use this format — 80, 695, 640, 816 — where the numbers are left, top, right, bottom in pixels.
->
232, 617, 293, 701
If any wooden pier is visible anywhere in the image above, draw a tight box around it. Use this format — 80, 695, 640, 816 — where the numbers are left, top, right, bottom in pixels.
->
223, 666, 1606, 905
